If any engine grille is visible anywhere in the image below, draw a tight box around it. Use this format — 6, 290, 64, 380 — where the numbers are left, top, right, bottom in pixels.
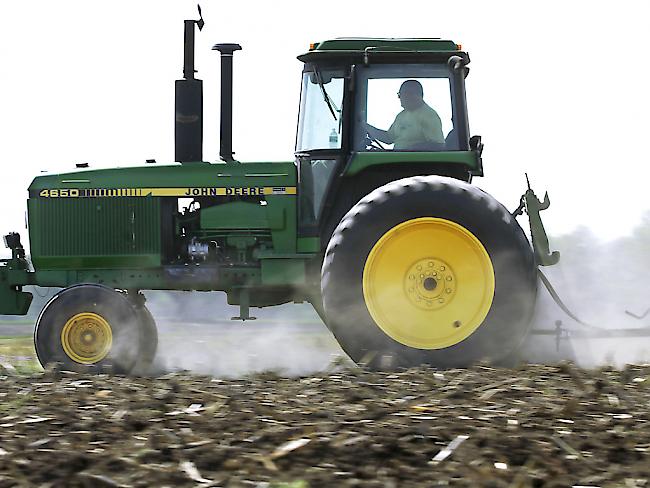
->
28, 197, 161, 269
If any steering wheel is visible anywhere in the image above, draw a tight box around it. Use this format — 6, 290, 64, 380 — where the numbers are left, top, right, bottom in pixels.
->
365, 133, 388, 152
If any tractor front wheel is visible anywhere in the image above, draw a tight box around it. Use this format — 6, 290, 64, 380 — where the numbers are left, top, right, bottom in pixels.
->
34, 284, 150, 374
321, 175, 537, 368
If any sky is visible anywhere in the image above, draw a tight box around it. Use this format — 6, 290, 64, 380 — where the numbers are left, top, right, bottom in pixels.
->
1, 0, 649, 256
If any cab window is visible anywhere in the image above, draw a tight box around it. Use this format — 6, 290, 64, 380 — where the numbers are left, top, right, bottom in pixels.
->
355, 64, 458, 152
296, 68, 345, 152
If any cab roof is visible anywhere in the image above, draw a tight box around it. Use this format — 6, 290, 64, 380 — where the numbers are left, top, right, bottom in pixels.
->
310, 38, 459, 52
297, 38, 467, 64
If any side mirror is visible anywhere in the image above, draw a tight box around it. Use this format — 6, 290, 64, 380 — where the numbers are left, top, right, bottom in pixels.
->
469, 135, 483, 155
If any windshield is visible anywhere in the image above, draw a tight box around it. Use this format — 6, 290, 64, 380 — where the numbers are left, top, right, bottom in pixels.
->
355, 64, 460, 152
296, 68, 345, 152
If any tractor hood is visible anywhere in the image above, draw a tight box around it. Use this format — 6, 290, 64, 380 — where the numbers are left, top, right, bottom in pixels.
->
28, 161, 297, 199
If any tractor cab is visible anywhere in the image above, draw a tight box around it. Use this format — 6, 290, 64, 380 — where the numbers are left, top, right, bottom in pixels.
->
294, 39, 482, 233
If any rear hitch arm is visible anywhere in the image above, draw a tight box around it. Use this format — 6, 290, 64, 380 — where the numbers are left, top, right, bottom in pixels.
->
513, 174, 560, 267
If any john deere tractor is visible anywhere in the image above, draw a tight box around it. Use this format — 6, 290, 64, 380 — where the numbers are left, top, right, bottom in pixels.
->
0, 12, 558, 373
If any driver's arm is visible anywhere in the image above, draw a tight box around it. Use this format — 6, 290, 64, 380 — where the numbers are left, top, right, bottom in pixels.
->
366, 123, 394, 144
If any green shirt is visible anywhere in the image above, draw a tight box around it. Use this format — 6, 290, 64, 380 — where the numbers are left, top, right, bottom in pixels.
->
387, 103, 444, 150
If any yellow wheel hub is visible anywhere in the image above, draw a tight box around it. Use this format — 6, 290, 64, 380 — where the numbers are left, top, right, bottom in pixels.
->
362, 218, 495, 349
404, 258, 457, 310
61, 312, 113, 364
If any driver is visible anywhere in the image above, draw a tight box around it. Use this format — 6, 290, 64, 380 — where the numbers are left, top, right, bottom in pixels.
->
366, 80, 444, 150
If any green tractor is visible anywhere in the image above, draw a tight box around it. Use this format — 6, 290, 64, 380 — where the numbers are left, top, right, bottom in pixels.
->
0, 12, 558, 373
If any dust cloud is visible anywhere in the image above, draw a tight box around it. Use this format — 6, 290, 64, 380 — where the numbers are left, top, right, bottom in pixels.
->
519, 215, 650, 368
144, 291, 349, 377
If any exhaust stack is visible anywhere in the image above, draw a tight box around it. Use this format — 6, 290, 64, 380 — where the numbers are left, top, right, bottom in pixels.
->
175, 8, 204, 163
212, 43, 242, 162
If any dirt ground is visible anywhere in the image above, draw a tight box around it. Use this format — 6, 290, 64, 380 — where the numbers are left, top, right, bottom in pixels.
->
0, 363, 649, 487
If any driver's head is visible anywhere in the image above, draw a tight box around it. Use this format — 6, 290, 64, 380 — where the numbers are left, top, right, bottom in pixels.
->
398, 80, 424, 111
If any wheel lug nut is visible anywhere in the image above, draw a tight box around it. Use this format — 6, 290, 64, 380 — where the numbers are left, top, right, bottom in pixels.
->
453, 320, 462, 328
440, 266, 446, 271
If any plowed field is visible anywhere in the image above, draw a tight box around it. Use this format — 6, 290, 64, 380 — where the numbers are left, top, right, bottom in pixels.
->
0, 363, 649, 487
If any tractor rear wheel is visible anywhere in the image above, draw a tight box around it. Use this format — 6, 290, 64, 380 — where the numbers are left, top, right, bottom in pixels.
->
321, 176, 537, 368
34, 284, 146, 374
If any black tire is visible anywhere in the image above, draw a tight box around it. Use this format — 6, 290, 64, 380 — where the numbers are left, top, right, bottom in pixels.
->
34, 284, 142, 374
321, 175, 537, 368
131, 305, 158, 376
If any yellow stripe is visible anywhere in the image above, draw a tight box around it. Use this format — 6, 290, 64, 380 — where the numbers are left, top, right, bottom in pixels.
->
37, 187, 297, 198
